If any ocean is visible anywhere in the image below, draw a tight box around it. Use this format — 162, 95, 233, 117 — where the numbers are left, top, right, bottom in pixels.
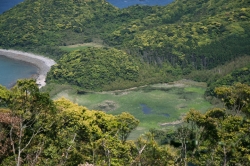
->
0, 56, 38, 88
0, 0, 24, 14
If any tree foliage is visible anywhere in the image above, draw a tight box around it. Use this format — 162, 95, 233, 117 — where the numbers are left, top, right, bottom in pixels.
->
0, 79, 55, 166
1, 0, 250, 164
215, 83, 250, 116
175, 84, 250, 165
47, 47, 141, 90
206, 64, 250, 97
184, 107, 250, 165
1, 81, 250, 165
0, 79, 179, 165
0, 0, 249, 76
105, 0, 250, 69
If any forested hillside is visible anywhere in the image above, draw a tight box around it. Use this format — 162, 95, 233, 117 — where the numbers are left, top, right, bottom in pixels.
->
206, 62, 250, 96
0, 0, 249, 90
105, 0, 250, 69
0, 0, 117, 46
47, 48, 141, 90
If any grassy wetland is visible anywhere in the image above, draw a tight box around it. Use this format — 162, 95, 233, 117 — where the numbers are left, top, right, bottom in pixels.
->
50, 79, 212, 139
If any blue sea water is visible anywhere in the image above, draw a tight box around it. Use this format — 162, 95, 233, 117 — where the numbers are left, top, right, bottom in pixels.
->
0, 0, 24, 14
0, 0, 173, 14
0, 56, 38, 88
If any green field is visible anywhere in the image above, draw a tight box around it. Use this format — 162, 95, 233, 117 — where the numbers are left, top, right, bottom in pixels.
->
51, 80, 212, 139
59, 42, 105, 52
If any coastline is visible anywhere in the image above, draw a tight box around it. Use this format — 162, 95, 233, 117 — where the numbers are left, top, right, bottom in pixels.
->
0, 49, 56, 88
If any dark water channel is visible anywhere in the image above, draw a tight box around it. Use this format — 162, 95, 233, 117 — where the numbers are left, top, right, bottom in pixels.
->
140, 104, 152, 114
140, 104, 170, 117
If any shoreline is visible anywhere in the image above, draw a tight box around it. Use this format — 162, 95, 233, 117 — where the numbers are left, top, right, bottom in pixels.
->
0, 49, 56, 88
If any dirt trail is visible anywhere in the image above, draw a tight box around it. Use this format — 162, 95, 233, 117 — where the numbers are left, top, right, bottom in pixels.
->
160, 120, 183, 126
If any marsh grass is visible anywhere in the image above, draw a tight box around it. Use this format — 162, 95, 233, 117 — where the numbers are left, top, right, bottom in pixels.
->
52, 81, 212, 138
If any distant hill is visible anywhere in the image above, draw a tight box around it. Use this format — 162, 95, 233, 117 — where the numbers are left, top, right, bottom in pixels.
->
105, 0, 250, 69
0, 0, 118, 47
0, 0, 173, 14
0, 0, 249, 90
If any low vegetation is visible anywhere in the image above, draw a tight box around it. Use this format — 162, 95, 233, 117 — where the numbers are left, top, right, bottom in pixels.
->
1, 79, 250, 165
51, 80, 211, 138
59, 42, 105, 52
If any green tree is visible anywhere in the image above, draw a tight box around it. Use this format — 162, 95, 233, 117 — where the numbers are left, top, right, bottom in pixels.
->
116, 112, 139, 142
215, 83, 250, 116
131, 132, 178, 166
40, 98, 139, 165
185, 107, 250, 165
0, 79, 55, 166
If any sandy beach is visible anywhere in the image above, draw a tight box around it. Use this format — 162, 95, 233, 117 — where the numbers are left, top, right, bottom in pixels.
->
0, 49, 56, 88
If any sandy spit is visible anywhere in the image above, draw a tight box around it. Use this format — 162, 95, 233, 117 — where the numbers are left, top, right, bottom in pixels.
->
0, 49, 56, 88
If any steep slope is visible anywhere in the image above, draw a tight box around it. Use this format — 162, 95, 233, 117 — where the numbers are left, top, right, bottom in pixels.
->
0, 0, 249, 90
105, 0, 250, 69
1, 0, 249, 68
206, 62, 250, 96
0, 0, 119, 47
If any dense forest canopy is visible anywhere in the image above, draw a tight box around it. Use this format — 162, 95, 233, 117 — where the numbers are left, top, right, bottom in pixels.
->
0, 0, 248, 90
46, 47, 141, 90
1, 0, 250, 165
0, 0, 249, 66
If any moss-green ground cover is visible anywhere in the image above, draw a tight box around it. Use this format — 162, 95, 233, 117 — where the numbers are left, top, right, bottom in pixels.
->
59, 46, 88, 52
52, 80, 212, 139
59, 43, 105, 52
